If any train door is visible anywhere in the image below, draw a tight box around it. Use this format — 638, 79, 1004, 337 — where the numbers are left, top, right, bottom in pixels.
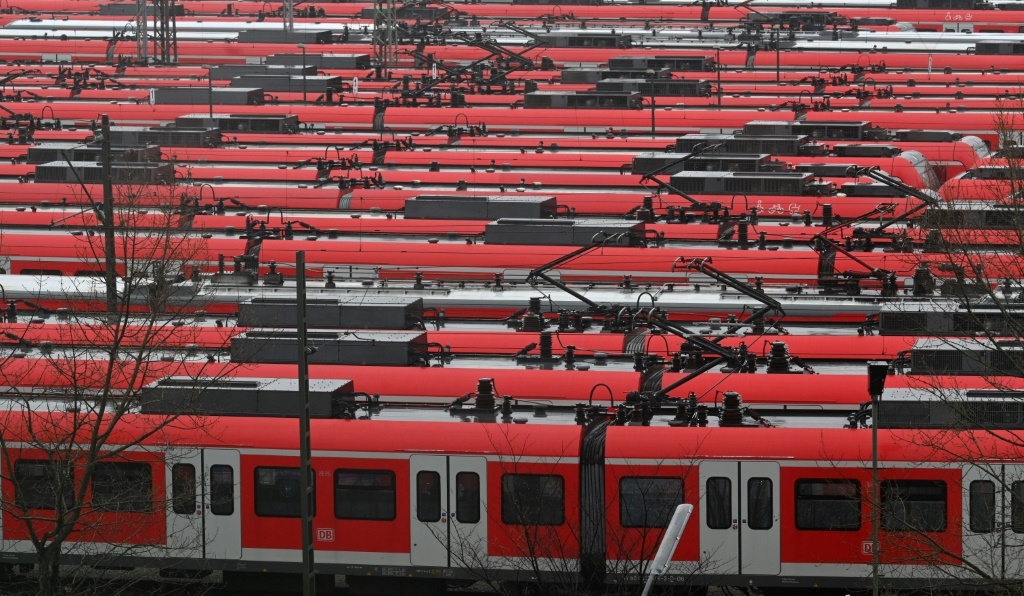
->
203, 449, 242, 560
165, 449, 204, 559
410, 455, 487, 568
700, 461, 781, 576
1002, 465, 1024, 580
962, 464, 1024, 582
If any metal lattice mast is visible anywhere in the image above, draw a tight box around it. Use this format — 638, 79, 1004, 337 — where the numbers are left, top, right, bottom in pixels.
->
283, 0, 294, 32
152, 0, 178, 64
372, 0, 398, 78
135, 0, 148, 62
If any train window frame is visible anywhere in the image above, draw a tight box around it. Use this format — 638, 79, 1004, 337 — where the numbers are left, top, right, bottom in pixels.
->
13, 459, 74, 511
255, 466, 315, 518
619, 477, 684, 529
1011, 481, 1024, 533
334, 469, 397, 521
795, 479, 861, 531
969, 480, 995, 534
416, 471, 442, 523
706, 477, 732, 530
210, 465, 235, 516
171, 464, 197, 515
455, 472, 480, 524
91, 462, 153, 513
881, 480, 947, 533
747, 477, 774, 530
501, 474, 565, 527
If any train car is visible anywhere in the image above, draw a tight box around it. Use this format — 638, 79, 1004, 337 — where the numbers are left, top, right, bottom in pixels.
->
0, 232, 248, 277
0, 183, 346, 211
257, 237, 1021, 288
0, 346, 1013, 411
938, 167, 1020, 202
0, 270, 916, 323
2, 411, 1024, 594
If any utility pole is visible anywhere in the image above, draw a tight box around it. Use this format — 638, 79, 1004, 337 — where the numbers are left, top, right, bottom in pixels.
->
283, 0, 295, 32
135, 0, 148, 63
372, 0, 398, 78
296, 251, 316, 596
100, 114, 117, 314
152, 0, 178, 64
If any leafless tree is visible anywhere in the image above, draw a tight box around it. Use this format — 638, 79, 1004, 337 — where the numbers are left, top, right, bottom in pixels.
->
856, 101, 1024, 594
0, 170, 241, 596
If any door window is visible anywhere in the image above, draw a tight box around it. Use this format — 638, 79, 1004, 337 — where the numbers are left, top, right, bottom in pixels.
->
969, 480, 995, 533
210, 465, 234, 516
747, 477, 774, 530
706, 477, 732, 529
172, 464, 196, 514
416, 471, 442, 522
455, 472, 480, 523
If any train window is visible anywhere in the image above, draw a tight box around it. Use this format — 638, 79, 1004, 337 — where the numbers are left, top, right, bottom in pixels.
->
255, 467, 315, 518
456, 472, 480, 524
210, 465, 234, 516
619, 477, 683, 528
14, 460, 74, 511
747, 478, 773, 530
92, 463, 152, 512
706, 478, 732, 530
334, 470, 396, 521
19, 269, 62, 276
172, 464, 196, 514
1011, 482, 1024, 532
881, 480, 947, 532
501, 474, 564, 526
416, 471, 442, 522
969, 481, 995, 533
795, 479, 861, 531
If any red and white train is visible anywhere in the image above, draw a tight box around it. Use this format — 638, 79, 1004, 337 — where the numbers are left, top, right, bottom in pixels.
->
4, 411, 1024, 594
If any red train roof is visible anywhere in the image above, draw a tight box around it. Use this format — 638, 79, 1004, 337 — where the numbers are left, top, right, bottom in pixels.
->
605, 426, 1024, 462
0, 411, 584, 457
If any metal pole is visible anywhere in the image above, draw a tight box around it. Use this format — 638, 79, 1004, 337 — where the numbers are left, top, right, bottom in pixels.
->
650, 94, 656, 139
775, 28, 781, 83
298, 43, 307, 103
297, 250, 316, 596
867, 361, 888, 596
204, 64, 213, 118
716, 47, 722, 107
871, 391, 880, 596
100, 114, 116, 314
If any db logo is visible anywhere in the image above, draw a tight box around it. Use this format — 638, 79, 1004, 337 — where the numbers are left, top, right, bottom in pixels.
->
861, 541, 874, 555
317, 528, 335, 542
